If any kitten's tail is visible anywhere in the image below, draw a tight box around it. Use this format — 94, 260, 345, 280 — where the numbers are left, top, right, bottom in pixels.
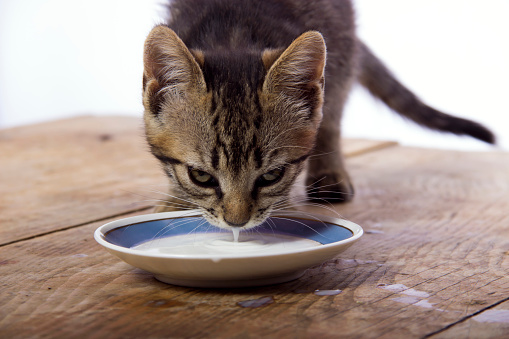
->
357, 40, 495, 144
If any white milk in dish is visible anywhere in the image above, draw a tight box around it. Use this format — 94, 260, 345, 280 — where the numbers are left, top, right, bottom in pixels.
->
132, 231, 321, 257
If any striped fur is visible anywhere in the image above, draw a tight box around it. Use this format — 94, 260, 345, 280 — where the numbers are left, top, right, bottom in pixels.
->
142, 0, 494, 230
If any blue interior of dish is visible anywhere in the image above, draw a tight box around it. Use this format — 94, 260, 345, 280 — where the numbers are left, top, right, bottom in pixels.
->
105, 216, 353, 248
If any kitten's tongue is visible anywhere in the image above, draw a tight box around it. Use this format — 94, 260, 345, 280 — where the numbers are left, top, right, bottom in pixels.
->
232, 228, 240, 243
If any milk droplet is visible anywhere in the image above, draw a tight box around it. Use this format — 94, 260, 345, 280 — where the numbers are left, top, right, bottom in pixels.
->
378, 284, 430, 298
237, 296, 274, 308
314, 289, 342, 296
232, 228, 240, 243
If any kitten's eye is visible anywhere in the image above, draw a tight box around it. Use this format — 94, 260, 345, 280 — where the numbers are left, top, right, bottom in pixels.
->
257, 167, 285, 187
188, 167, 219, 188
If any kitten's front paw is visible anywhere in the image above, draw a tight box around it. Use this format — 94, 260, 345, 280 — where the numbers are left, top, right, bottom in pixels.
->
306, 172, 354, 203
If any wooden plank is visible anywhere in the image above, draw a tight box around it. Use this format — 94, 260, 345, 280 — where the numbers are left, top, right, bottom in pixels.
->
431, 299, 509, 338
0, 116, 392, 245
1, 146, 508, 338
0, 116, 167, 245
342, 138, 397, 157
301, 147, 509, 337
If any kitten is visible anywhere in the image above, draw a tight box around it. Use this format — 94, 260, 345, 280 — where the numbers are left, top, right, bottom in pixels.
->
142, 0, 494, 230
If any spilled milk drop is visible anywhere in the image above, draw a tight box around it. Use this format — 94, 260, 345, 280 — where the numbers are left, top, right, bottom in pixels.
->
314, 289, 342, 296
237, 296, 274, 308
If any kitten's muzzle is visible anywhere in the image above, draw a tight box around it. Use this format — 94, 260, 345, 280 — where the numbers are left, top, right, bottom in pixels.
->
224, 219, 248, 227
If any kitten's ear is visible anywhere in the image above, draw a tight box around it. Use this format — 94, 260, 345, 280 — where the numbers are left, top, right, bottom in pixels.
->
143, 25, 206, 114
262, 31, 326, 120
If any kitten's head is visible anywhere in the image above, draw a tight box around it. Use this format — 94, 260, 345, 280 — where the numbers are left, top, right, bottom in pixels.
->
142, 25, 326, 230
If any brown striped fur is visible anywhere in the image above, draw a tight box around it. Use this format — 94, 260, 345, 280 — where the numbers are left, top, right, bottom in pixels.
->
142, 0, 494, 230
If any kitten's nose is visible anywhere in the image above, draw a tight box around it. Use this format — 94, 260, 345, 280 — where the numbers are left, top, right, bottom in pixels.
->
224, 218, 248, 227
222, 192, 252, 227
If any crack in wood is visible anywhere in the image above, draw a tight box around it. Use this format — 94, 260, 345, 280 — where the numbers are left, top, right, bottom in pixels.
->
423, 296, 509, 338
0, 206, 152, 248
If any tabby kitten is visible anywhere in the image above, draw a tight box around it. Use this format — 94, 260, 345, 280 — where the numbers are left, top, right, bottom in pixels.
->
142, 0, 494, 230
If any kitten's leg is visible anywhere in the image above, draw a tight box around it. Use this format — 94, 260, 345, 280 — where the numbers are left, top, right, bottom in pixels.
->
306, 84, 354, 202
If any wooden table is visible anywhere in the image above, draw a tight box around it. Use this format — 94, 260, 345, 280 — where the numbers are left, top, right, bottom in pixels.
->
1, 116, 508, 338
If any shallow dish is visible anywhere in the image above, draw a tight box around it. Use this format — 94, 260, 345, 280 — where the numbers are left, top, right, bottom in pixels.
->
94, 210, 363, 288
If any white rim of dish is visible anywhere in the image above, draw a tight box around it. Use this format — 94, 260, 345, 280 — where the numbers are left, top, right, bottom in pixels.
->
94, 209, 363, 260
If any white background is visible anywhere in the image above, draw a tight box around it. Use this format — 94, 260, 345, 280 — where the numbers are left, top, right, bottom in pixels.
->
1, 0, 507, 151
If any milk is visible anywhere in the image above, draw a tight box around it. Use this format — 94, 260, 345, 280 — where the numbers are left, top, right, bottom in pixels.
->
132, 231, 321, 257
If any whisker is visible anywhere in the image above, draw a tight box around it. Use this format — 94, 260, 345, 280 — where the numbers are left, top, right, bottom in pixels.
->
140, 199, 198, 210
271, 192, 347, 220
144, 189, 198, 206
119, 188, 199, 211
266, 217, 278, 238
280, 197, 346, 216
289, 176, 328, 190
188, 218, 209, 244
152, 212, 204, 239
151, 205, 198, 211
307, 150, 336, 159
270, 216, 330, 239
273, 202, 345, 221
269, 145, 312, 152
293, 181, 344, 192
307, 189, 353, 197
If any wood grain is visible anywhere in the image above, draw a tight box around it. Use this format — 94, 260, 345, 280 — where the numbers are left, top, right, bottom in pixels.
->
432, 299, 509, 338
0, 116, 166, 245
0, 116, 393, 245
1, 128, 508, 338
342, 138, 397, 157
307, 147, 509, 338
